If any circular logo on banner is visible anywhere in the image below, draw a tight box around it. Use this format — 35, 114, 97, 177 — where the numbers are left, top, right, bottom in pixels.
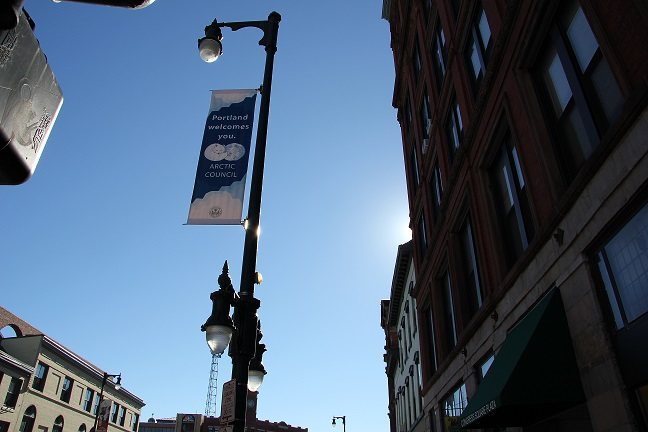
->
225, 143, 246, 161
204, 143, 227, 161
209, 206, 223, 218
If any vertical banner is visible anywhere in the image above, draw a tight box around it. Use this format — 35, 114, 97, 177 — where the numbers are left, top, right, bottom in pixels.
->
187, 89, 257, 225
96, 398, 112, 432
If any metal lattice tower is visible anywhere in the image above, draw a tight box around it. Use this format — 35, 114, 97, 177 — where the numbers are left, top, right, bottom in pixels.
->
205, 353, 221, 416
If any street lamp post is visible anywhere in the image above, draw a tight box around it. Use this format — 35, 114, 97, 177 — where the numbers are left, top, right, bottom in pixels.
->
199, 11, 280, 432
332, 416, 346, 432
92, 373, 121, 432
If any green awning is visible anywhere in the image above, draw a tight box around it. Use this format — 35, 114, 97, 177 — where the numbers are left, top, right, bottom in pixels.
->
458, 288, 585, 429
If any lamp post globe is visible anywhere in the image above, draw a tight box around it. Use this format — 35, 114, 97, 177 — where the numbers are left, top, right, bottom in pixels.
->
204, 324, 233, 356
198, 19, 224, 63
198, 38, 222, 63
247, 369, 264, 392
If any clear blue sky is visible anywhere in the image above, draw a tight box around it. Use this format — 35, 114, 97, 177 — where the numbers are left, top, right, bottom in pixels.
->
1, 1, 410, 431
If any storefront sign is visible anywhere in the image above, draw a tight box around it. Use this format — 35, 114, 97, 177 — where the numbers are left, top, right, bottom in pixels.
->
460, 400, 497, 427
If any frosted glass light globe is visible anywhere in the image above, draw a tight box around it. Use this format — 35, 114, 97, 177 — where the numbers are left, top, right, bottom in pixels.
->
247, 370, 265, 392
199, 39, 222, 63
205, 325, 233, 355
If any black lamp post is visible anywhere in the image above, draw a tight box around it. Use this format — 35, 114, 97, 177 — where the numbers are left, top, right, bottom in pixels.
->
92, 373, 121, 432
199, 11, 280, 432
332, 416, 346, 432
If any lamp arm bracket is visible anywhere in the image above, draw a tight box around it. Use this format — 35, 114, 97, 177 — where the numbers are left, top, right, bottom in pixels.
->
214, 12, 281, 49
221, 21, 271, 47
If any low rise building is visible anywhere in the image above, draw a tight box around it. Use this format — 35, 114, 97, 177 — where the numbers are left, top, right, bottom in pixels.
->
0, 307, 144, 432
382, 241, 425, 432
139, 391, 307, 432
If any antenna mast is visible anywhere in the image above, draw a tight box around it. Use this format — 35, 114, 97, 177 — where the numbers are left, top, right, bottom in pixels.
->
205, 353, 220, 416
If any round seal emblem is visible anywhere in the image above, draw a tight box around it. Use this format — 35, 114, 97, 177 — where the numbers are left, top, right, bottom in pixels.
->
209, 206, 223, 218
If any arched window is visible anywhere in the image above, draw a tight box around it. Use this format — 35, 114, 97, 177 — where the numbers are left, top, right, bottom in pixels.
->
78, 424, 87, 432
52, 416, 64, 432
19, 406, 36, 432
0, 325, 19, 338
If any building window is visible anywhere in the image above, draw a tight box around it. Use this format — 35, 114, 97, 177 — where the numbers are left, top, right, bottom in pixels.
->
111, 403, 119, 423
446, 97, 463, 160
413, 37, 422, 81
4, 377, 21, 408
1, 421, 10, 432
490, 132, 534, 267
449, 0, 462, 19
440, 271, 458, 351
410, 145, 420, 194
442, 384, 468, 431
401, 330, 408, 368
83, 389, 94, 412
60, 376, 73, 403
118, 407, 126, 426
425, 307, 438, 375
419, 87, 432, 145
19, 406, 36, 432
53, 416, 64, 432
422, 0, 432, 21
430, 159, 444, 222
414, 351, 422, 393
398, 330, 404, 369
478, 353, 495, 381
432, 21, 447, 93
460, 218, 483, 317
410, 376, 417, 425
597, 202, 648, 330
410, 364, 420, 419
78, 425, 86, 432
404, 94, 413, 129
417, 212, 428, 257
32, 362, 48, 392
429, 408, 438, 432
411, 301, 418, 334
93, 394, 101, 415
637, 383, 648, 429
537, 0, 623, 182
132, 414, 139, 432
465, 3, 492, 92
406, 310, 413, 350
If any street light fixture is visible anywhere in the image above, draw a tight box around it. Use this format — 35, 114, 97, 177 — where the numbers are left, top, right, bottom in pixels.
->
199, 12, 280, 432
93, 373, 121, 432
247, 321, 266, 392
201, 261, 237, 356
332, 416, 346, 432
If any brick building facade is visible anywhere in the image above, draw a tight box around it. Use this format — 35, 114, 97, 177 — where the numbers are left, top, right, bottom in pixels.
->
381, 0, 648, 430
